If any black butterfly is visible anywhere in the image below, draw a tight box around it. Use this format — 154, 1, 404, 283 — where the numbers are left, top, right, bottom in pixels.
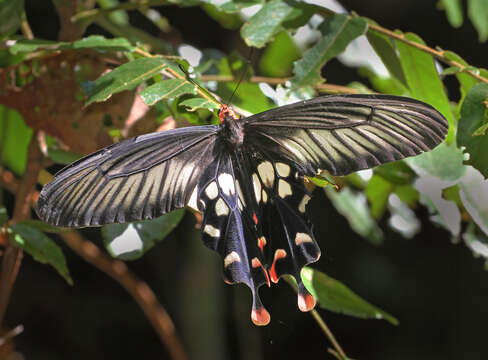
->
36, 94, 448, 325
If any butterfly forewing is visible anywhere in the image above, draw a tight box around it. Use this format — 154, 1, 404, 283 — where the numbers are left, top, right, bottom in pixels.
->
37, 126, 218, 227
243, 95, 448, 176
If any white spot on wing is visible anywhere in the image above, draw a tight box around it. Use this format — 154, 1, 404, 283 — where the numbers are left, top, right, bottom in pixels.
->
205, 181, 218, 199
224, 251, 241, 267
299, 195, 311, 213
204, 224, 220, 238
218, 173, 235, 196
278, 179, 292, 198
187, 185, 199, 211
252, 173, 261, 203
236, 180, 246, 206
257, 161, 275, 188
295, 232, 313, 246
215, 198, 229, 216
276, 162, 291, 177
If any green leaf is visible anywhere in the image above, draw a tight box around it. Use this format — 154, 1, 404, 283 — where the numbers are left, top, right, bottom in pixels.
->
292, 14, 367, 87
201, 3, 242, 30
15, 220, 67, 234
11, 223, 72, 285
440, 66, 462, 76
473, 122, 488, 136
325, 187, 383, 244
241, 0, 295, 48
47, 149, 81, 165
0, 105, 33, 176
365, 175, 394, 219
0, 0, 24, 36
407, 142, 466, 181
259, 31, 301, 77
438, 0, 463, 28
462, 222, 488, 260
468, 0, 488, 42
84, 57, 179, 105
301, 267, 398, 325
102, 209, 185, 260
394, 185, 419, 207
140, 78, 197, 106
444, 51, 479, 101
366, 26, 407, 86
457, 83, 488, 177
373, 161, 416, 185
459, 167, 488, 236
180, 97, 220, 112
395, 32, 455, 142
200, 0, 262, 13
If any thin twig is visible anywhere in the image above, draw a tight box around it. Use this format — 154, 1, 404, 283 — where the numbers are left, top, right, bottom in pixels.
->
310, 309, 348, 359
0, 135, 43, 326
282, 276, 348, 358
199, 75, 360, 94
71, 0, 170, 24
0, 167, 187, 360
134, 48, 222, 107
20, 20, 34, 40
366, 23, 488, 84
60, 231, 188, 360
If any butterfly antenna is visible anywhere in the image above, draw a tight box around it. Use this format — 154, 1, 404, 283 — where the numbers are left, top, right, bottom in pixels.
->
227, 47, 254, 105
177, 64, 220, 105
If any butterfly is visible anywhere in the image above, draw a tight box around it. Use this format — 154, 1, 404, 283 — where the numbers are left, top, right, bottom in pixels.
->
36, 94, 448, 325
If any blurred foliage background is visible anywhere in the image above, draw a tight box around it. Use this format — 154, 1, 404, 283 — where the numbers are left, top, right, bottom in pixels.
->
0, 0, 488, 359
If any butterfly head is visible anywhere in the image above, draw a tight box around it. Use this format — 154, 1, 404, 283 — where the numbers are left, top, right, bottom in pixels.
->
218, 104, 239, 124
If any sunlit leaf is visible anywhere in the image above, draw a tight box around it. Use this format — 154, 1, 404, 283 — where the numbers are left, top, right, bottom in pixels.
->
459, 166, 488, 236
102, 209, 185, 260
292, 14, 367, 86
325, 187, 383, 244
140, 78, 197, 106
438, 0, 463, 28
259, 31, 301, 77
0, 105, 33, 176
11, 223, 73, 285
468, 0, 488, 42
457, 83, 488, 177
444, 51, 479, 101
396, 32, 455, 142
84, 57, 181, 105
180, 97, 220, 111
365, 175, 394, 219
301, 268, 398, 325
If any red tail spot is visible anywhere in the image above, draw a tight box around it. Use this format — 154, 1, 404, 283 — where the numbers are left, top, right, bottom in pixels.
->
252, 257, 270, 287
257, 236, 267, 254
269, 249, 287, 283
253, 213, 258, 225
298, 293, 316, 312
251, 307, 271, 326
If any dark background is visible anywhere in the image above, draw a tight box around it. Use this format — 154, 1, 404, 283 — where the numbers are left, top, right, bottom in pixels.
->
5, 1, 488, 359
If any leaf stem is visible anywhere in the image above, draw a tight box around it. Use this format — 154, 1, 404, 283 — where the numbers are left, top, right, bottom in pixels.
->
310, 309, 348, 359
283, 276, 348, 359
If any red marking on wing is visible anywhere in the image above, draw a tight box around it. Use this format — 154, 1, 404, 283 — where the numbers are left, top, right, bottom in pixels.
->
298, 293, 316, 312
269, 249, 287, 283
251, 306, 270, 326
252, 257, 270, 287
252, 213, 258, 225
257, 236, 267, 254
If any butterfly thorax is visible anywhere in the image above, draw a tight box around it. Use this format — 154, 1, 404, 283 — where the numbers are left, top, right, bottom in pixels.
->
219, 105, 244, 149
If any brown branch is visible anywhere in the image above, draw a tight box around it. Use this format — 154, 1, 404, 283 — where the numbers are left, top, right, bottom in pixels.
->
0, 135, 43, 326
60, 231, 187, 360
199, 75, 361, 94
0, 167, 187, 360
367, 23, 488, 84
